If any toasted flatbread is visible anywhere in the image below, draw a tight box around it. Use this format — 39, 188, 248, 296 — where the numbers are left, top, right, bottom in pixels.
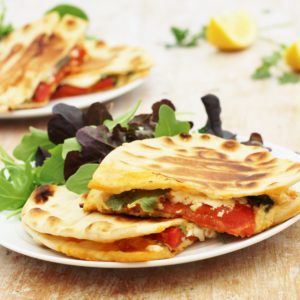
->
59, 39, 153, 89
89, 134, 300, 199
22, 185, 214, 261
0, 13, 87, 111
86, 134, 300, 237
24, 224, 194, 262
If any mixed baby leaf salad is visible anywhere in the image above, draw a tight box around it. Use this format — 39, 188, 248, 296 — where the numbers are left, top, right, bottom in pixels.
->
0, 95, 246, 215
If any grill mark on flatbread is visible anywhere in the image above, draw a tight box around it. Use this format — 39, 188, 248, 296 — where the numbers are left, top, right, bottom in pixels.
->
155, 155, 254, 172
89, 134, 300, 198
0, 43, 23, 69
0, 33, 66, 91
33, 185, 56, 204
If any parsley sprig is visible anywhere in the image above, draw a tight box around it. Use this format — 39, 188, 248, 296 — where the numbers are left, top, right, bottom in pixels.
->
252, 44, 300, 84
166, 26, 207, 48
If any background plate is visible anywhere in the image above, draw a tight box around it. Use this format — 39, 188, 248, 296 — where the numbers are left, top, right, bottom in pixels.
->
0, 79, 144, 119
0, 140, 300, 268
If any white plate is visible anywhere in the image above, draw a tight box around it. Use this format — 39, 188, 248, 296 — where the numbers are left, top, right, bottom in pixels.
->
0, 140, 300, 268
0, 79, 144, 119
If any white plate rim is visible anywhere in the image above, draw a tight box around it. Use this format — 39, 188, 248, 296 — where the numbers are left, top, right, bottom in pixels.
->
0, 79, 145, 120
0, 139, 299, 268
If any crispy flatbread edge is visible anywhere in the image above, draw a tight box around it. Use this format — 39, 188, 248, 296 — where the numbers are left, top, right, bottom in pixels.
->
255, 189, 300, 233
23, 224, 194, 262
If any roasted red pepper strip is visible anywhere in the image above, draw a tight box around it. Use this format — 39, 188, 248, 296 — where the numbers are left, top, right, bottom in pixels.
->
155, 227, 185, 249
32, 46, 86, 103
51, 77, 115, 99
162, 201, 255, 237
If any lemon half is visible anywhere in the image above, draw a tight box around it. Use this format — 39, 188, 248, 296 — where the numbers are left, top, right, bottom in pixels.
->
207, 11, 257, 51
285, 41, 300, 71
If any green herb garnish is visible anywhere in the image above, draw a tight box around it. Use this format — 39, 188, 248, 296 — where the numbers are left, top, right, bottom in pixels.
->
0, 0, 13, 40
155, 105, 190, 137
278, 72, 300, 84
252, 49, 283, 80
47, 4, 89, 21
166, 26, 207, 48
62, 137, 82, 159
13, 127, 55, 162
106, 190, 167, 213
104, 100, 141, 131
66, 163, 98, 194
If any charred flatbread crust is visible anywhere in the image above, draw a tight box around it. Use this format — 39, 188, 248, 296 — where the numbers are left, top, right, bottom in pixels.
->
89, 134, 300, 199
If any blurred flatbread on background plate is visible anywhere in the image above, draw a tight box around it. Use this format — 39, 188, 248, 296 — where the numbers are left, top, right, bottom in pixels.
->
0, 12, 87, 112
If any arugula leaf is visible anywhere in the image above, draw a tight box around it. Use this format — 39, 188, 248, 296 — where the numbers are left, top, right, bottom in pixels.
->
127, 196, 158, 213
47, 4, 89, 21
166, 26, 206, 48
62, 137, 82, 159
35, 145, 65, 185
13, 127, 55, 162
0, 1, 13, 40
0, 163, 35, 211
171, 27, 189, 45
0, 145, 14, 166
104, 100, 141, 131
106, 196, 124, 211
66, 163, 98, 194
106, 190, 166, 212
155, 105, 190, 137
278, 72, 300, 84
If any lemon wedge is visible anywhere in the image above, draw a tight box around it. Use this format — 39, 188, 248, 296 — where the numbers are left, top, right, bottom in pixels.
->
207, 11, 257, 51
285, 41, 300, 71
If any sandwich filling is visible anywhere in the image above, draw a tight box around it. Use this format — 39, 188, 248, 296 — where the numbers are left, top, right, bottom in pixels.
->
33, 45, 87, 102
99, 189, 276, 237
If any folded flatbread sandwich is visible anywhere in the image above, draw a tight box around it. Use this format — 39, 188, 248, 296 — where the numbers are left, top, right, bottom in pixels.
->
51, 39, 153, 99
86, 134, 300, 237
22, 185, 215, 262
0, 12, 87, 111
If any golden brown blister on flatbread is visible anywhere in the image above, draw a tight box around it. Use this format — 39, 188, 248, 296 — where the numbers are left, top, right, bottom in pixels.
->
89, 134, 300, 199
0, 13, 87, 112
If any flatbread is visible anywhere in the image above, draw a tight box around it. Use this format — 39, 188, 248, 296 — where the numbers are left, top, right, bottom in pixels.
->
0, 13, 87, 111
60, 39, 153, 88
24, 224, 193, 262
89, 134, 300, 199
22, 185, 213, 261
22, 185, 206, 242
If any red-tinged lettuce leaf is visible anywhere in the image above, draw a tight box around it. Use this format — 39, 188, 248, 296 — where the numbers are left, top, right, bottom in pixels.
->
200, 94, 236, 139
35, 147, 51, 167
64, 126, 115, 179
242, 132, 271, 151
48, 102, 112, 144
151, 99, 176, 122
83, 102, 112, 126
